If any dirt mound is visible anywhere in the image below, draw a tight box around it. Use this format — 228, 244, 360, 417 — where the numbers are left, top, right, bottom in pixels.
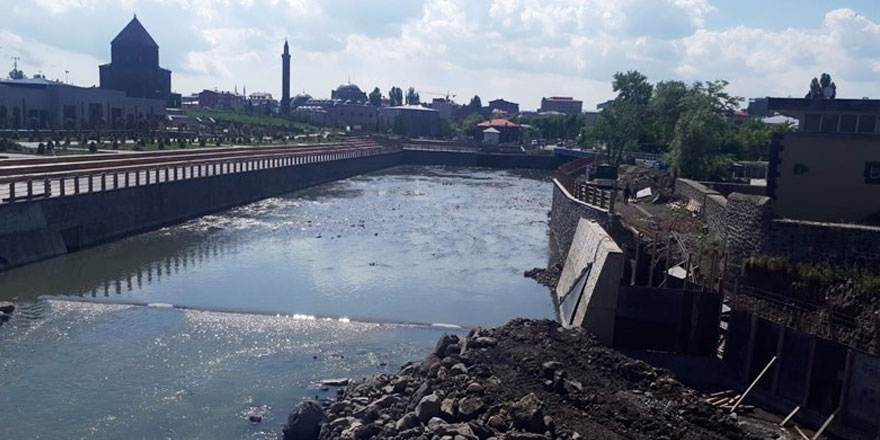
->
314, 319, 762, 440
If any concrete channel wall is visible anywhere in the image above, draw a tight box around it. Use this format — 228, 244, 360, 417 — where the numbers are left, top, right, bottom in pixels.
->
0, 145, 574, 272
0, 152, 402, 271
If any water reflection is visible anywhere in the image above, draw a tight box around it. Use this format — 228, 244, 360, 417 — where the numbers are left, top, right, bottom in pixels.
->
0, 166, 554, 327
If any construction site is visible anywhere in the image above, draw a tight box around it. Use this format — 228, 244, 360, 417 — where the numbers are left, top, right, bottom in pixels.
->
539, 149, 880, 440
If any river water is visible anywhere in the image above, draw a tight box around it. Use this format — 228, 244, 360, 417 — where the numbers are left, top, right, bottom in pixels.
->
0, 165, 555, 439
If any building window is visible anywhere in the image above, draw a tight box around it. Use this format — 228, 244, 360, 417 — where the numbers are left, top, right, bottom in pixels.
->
858, 115, 877, 134
839, 114, 858, 133
820, 113, 839, 133
866, 162, 880, 184
804, 113, 821, 132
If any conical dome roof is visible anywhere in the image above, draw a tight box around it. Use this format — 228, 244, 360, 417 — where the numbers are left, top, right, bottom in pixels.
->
111, 16, 158, 48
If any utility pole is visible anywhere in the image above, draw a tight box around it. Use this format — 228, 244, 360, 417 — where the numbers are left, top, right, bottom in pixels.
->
65, 70, 69, 84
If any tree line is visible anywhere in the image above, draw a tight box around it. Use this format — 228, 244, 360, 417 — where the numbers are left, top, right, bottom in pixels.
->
584, 70, 796, 180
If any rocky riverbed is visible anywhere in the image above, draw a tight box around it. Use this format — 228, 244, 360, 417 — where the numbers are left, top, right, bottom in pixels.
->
283, 319, 764, 440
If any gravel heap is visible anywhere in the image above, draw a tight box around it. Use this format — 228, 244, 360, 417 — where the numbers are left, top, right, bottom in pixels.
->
284, 319, 761, 440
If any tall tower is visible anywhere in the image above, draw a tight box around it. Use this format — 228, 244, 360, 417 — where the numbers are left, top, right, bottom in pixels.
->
281, 40, 291, 115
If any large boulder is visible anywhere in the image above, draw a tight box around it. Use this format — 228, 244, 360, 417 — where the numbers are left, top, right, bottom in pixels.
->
282, 400, 324, 440
415, 393, 441, 422
510, 393, 546, 433
434, 334, 460, 358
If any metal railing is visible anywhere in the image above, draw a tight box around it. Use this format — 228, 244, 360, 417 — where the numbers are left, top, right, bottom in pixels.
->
555, 157, 615, 210
0, 144, 399, 205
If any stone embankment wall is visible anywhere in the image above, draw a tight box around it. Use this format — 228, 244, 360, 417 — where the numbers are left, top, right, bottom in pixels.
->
675, 178, 880, 268
548, 180, 614, 266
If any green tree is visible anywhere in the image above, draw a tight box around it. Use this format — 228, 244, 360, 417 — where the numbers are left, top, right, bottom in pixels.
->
388, 87, 404, 107
369, 87, 382, 107
651, 80, 689, 146
667, 83, 741, 179
585, 70, 655, 163
405, 87, 420, 105
806, 73, 837, 99
468, 95, 482, 113
730, 120, 795, 161
613, 70, 653, 106
586, 100, 642, 164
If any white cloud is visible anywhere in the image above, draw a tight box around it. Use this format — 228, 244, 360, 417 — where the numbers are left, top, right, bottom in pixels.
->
676, 8, 880, 98
5, 1, 880, 109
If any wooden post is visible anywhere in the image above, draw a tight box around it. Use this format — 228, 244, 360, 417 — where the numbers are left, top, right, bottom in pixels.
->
683, 254, 692, 291
74, 177, 80, 194
663, 235, 671, 287
87, 176, 93, 193
44, 179, 51, 197
26, 179, 33, 198
100, 173, 106, 191
632, 237, 641, 286
9, 182, 14, 200
113, 173, 118, 189
59, 177, 65, 196
731, 355, 777, 413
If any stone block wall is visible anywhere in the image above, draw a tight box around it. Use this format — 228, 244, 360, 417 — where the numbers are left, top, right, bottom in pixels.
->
675, 179, 719, 209
764, 219, 880, 266
549, 179, 613, 266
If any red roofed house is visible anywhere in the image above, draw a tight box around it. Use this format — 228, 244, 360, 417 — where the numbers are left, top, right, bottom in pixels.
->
476, 118, 521, 143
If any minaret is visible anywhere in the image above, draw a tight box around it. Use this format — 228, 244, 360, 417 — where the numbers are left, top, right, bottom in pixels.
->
281, 40, 291, 115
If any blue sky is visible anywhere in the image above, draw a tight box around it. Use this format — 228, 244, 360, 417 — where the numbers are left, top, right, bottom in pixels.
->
1, 0, 878, 110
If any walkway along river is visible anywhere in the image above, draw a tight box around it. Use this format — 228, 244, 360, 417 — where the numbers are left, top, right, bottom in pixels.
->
0, 165, 555, 439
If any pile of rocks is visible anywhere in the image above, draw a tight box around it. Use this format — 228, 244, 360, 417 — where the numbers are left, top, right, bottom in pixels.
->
283, 319, 761, 440
523, 265, 562, 289
0, 301, 14, 325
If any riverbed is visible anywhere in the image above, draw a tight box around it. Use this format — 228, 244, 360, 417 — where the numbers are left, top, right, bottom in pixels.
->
0, 165, 555, 438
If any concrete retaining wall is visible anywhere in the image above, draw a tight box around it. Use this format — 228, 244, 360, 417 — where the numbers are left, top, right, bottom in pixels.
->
402, 149, 563, 169
555, 219, 623, 345
0, 152, 403, 271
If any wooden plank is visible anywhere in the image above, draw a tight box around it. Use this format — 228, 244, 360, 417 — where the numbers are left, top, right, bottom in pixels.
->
811, 411, 837, 440
793, 426, 811, 440
779, 406, 800, 427
731, 356, 777, 413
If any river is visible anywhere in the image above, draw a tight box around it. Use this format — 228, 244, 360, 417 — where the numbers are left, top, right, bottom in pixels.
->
0, 165, 555, 438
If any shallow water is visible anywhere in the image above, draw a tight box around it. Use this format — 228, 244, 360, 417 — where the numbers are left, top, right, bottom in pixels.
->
0, 165, 554, 438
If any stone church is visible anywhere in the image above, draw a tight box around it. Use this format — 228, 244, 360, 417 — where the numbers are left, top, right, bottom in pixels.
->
99, 16, 172, 104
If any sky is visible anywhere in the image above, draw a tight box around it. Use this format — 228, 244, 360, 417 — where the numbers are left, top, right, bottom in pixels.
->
1, 0, 878, 110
